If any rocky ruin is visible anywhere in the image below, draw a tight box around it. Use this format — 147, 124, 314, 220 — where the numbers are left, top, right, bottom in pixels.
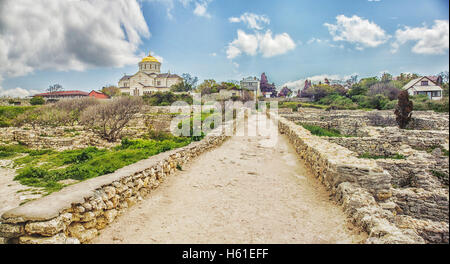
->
274, 108, 449, 243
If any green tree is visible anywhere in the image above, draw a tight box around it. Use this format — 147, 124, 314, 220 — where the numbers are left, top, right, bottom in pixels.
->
381, 72, 393, 83
30, 96, 45, 105
197, 79, 218, 94
101, 85, 121, 97
171, 73, 199, 92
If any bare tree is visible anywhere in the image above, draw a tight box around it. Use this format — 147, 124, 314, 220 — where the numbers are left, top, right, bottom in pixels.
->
47, 84, 64, 93
80, 97, 143, 142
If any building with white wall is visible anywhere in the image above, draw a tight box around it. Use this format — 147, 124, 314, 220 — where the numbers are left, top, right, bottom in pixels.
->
118, 52, 183, 96
403, 76, 443, 100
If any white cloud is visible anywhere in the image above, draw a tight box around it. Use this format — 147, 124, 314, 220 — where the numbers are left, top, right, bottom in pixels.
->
0, 87, 41, 98
391, 20, 449, 55
226, 30, 259, 59
193, 1, 211, 18
259, 30, 296, 58
0, 0, 150, 80
282, 74, 356, 91
324, 15, 390, 49
226, 30, 295, 59
229, 13, 270, 30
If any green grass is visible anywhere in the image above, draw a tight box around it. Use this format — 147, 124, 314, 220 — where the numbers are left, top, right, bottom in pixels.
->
431, 170, 448, 185
358, 153, 406, 160
0, 105, 36, 127
177, 110, 220, 141
300, 123, 350, 137
9, 137, 192, 194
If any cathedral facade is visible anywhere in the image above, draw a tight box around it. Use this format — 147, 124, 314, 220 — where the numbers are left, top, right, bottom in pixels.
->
118, 53, 183, 96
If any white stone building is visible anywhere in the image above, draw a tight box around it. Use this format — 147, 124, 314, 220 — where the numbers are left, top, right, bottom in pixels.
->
118, 53, 183, 96
240, 76, 261, 97
403, 76, 444, 100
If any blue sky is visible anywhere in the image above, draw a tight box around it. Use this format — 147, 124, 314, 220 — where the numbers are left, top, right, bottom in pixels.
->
0, 0, 448, 96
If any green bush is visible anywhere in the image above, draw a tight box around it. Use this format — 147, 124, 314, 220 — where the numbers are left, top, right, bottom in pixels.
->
300, 123, 350, 137
318, 94, 358, 109
143, 92, 193, 106
0, 106, 35, 127
30, 96, 45, 105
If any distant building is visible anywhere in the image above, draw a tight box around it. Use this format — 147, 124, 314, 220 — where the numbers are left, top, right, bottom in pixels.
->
240, 76, 261, 97
88, 90, 110, 99
118, 52, 183, 96
403, 76, 443, 100
32, 90, 89, 99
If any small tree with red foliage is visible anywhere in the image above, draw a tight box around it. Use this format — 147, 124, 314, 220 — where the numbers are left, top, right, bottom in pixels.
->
394, 90, 413, 129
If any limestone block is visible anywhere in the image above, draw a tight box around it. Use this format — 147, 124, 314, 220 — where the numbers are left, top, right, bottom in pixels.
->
80, 211, 96, 222
82, 202, 93, 211
126, 197, 137, 207
68, 223, 97, 243
25, 217, 65, 236
103, 186, 116, 199
74, 205, 85, 213
104, 209, 118, 224
95, 216, 108, 230
0, 223, 24, 238
111, 195, 120, 207
19, 233, 78, 244
105, 200, 114, 210
82, 219, 97, 229
123, 189, 133, 198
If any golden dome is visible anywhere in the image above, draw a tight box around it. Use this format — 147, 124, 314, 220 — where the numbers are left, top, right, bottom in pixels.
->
141, 52, 159, 63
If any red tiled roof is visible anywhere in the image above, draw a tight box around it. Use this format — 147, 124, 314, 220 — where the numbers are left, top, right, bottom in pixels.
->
88, 90, 110, 99
33, 90, 89, 97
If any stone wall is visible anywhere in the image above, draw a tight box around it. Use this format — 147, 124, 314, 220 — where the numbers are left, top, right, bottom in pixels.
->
0, 117, 241, 244
268, 111, 437, 244
273, 109, 449, 244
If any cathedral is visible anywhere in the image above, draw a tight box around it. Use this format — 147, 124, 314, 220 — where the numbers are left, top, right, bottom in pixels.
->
118, 52, 183, 96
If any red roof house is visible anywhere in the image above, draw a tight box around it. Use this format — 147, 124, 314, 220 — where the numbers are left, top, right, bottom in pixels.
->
88, 90, 110, 99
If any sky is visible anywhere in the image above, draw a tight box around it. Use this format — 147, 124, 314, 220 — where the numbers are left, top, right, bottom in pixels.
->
0, 0, 449, 97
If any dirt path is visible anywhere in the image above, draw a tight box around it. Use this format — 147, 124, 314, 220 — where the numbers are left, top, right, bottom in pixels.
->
92, 113, 365, 244
0, 161, 42, 217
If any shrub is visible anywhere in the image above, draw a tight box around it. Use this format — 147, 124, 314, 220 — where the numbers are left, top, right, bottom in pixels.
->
0, 106, 35, 127
395, 91, 413, 129
30, 96, 45, 105
368, 82, 401, 100
358, 153, 406, 160
80, 97, 144, 142
318, 94, 358, 109
300, 123, 350, 137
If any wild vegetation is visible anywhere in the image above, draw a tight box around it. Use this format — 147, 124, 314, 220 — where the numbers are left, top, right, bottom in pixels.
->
7, 133, 191, 194
0, 105, 35, 127
299, 72, 449, 112
80, 97, 143, 142
300, 123, 351, 137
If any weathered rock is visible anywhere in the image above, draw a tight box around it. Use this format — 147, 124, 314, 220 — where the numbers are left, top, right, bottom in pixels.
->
19, 233, 78, 244
25, 217, 65, 236
0, 223, 24, 238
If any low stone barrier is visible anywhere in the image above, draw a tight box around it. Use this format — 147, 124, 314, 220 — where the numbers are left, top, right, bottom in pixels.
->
0, 117, 241, 244
267, 111, 426, 244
